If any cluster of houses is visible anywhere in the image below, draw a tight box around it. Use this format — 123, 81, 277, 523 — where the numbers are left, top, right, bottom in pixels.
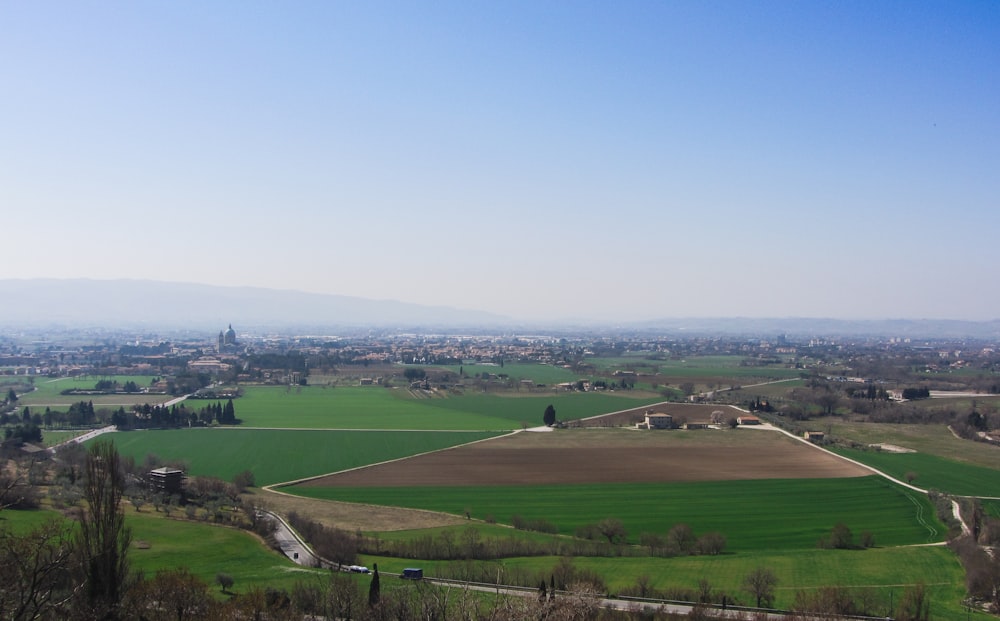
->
634, 409, 827, 445
636, 410, 735, 430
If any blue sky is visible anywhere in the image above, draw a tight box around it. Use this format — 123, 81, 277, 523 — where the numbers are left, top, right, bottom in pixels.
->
2, 2, 997, 322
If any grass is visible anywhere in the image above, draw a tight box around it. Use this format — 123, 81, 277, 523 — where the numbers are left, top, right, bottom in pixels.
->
505, 546, 968, 619
407, 392, 664, 425
434, 363, 582, 385
127, 508, 324, 593
42, 429, 87, 446
232, 385, 664, 430
830, 448, 1000, 497
234, 385, 518, 430
826, 420, 1000, 470
586, 355, 803, 382
100, 428, 504, 486
0, 505, 324, 595
19, 375, 171, 408
360, 545, 968, 621
290, 476, 944, 551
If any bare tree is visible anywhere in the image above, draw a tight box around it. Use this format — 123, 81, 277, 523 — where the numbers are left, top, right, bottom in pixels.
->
598, 518, 627, 544
744, 566, 778, 608
0, 519, 76, 620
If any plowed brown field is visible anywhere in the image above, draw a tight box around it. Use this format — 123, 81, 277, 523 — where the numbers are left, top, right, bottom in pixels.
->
298, 427, 868, 488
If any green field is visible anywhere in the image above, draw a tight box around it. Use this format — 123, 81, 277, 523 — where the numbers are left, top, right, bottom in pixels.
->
503, 545, 966, 617
362, 535, 968, 620
402, 392, 664, 424
586, 355, 802, 382
235, 385, 517, 430
291, 476, 944, 551
830, 448, 1000, 497
435, 362, 582, 385
826, 420, 1000, 470
19, 375, 170, 408
102, 428, 504, 486
233, 385, 662, 430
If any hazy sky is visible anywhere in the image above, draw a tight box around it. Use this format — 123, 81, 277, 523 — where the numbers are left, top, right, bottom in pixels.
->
2, 2, 997, 322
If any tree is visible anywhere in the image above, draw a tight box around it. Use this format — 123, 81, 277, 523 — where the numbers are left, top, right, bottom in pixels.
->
597, 518, 627, 544
216, 572, 234, 593
828, 522, 853, 549
696, 531, 727, 556
543, 404, 556, 426
0, 518, 76, 620
368, 563, 380, 607
75, 440, 133, 619
666, 523, 696, 555
232, 469, 255, 492
403, 367, 426, 381
744, 566, 778, 608
129, 568, 214, 621
896, 582, 931, 621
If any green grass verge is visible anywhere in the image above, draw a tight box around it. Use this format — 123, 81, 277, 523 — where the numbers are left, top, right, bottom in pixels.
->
291, 476, 944, 551
100, 428, 504, 486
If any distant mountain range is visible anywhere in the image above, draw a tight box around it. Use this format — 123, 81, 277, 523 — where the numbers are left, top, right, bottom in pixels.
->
0, 279, 998, 339
0, 279, 508, 332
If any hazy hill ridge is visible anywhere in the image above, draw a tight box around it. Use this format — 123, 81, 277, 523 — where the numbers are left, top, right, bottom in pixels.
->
0, 279, 507, 331
0, 279, 997, 338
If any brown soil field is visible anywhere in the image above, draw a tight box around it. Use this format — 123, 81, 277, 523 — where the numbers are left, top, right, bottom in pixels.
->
255, 490, 466, 532
298, 426, 869, 489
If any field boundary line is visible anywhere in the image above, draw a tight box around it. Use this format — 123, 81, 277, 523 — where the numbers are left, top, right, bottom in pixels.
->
262, 429, 521, 493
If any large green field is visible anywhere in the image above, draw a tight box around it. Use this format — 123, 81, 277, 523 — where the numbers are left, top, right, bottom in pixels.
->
233, 385, 663, 430
103, 428, 504, 486
291, 476, 944, 551
830, 448, 1000, 498
19, 375, 170, 408
234, 385, 517, 430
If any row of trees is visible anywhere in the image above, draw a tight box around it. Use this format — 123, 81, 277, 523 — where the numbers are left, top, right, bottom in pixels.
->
109, 400, 238, 429
0, 400, 239, 431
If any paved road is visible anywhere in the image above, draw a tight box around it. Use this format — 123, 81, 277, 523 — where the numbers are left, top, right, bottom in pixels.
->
260, 511, 321, 567
47, 425, 118, 453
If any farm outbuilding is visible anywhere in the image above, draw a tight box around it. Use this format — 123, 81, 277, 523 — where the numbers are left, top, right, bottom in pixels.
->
737, 415, 761, 425
149, 467, 184, 494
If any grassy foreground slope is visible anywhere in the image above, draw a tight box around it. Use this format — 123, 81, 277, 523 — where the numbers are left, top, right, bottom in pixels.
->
0, 507, 320, 596
105, 429, 503, 486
